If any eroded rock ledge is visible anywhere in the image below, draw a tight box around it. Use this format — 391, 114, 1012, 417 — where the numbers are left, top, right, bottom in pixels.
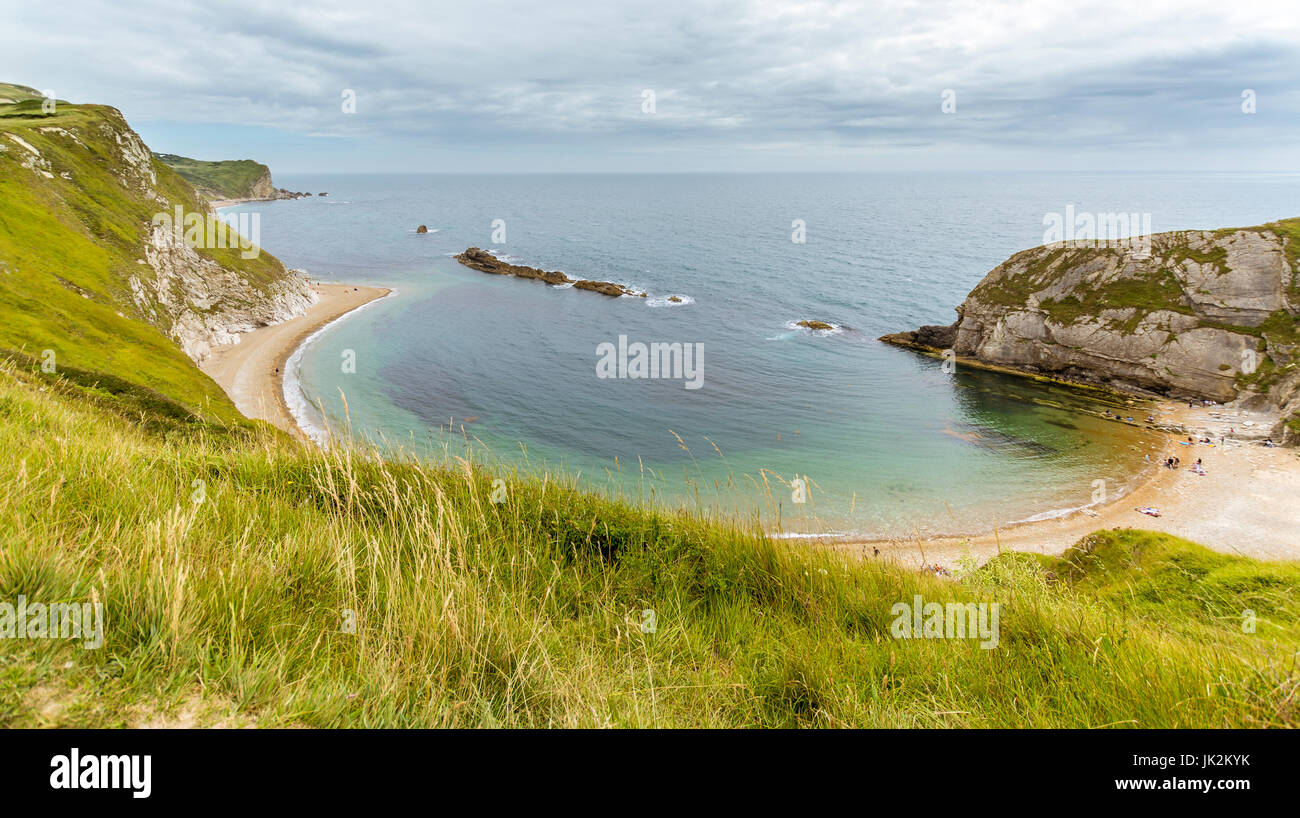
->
881, 221, 1300, 442
455, 247, 645, 298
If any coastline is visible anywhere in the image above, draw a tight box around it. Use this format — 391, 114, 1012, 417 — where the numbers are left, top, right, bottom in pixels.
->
832, 401, 1300, 565
208, 194, 311, 209
199, 283, 392, 441
203, 295, 1300, 560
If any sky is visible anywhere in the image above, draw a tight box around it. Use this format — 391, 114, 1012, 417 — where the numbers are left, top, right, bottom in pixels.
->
3, 0, 1299, 172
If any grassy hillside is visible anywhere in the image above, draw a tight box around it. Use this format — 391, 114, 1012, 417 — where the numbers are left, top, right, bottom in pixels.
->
154, 153, 272, 200
2, 81, 1296, 729
0, 83, 290, 426
0, 83, 47, 104
1, 357, 1295, 728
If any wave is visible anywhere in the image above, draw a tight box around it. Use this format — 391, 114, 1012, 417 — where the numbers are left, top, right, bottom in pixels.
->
1007, 487, 1129, 525
767, 530, 858, 540
283, 289, 398, 447
645, 294, 694, 308
767, 320, 849, 340
784, 320, 848, 335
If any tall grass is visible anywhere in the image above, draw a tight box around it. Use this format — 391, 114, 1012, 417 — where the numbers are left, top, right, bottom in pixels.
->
0, 360, 1295, 727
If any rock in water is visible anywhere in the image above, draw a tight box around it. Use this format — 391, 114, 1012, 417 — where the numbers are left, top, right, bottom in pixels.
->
453, 247, 644, 297
573, 280, 629, 297
797, 320, 835, 331
416, 225, 428, 234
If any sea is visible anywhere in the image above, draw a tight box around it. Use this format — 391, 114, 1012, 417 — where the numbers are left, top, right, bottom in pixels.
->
218, 171, 1299, 539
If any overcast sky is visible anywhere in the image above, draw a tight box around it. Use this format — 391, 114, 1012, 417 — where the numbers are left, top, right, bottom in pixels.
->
4, 0, 1298, 172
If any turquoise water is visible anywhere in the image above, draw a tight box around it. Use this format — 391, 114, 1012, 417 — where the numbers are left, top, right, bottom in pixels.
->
222, 172, 1299, 537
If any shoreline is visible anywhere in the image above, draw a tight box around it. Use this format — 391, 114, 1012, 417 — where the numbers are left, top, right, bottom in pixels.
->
831, 401, 1300, 565
199, 284, 1299, 563
199, 283, 392, 441
209, 194, 312, 210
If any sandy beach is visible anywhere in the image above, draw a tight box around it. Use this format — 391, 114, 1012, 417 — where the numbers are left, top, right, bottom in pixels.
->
837, 401, 1300, 565
199, 283, 391, 439
201, 282, 1298, 563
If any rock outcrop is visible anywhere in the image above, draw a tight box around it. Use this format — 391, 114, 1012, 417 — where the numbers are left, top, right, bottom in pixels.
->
797, 320, 835, 331
882, 222, 1300, 442
153, 153, 311, 203
137, 221, 316, 362
454, 247, 646, 297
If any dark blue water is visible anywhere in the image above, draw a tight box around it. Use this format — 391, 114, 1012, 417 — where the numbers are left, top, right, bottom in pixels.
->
222, 172, 1299, 537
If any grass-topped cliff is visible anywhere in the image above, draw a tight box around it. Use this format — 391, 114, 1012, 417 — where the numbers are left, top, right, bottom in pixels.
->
1, 356, 1297, 727
0, 82, 313, 425
153, 154, 277, 202
883, 220, 1300, 441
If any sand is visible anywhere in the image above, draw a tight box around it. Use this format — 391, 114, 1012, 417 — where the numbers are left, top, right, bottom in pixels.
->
837, 401, 1300, 565
201, 289, 1298, 562
199, 283, 391, 440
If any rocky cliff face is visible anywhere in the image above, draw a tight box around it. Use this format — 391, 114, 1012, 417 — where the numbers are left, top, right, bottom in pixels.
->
102, 116, 317, 362
0, 90, 315, 375
136, 221, 316, 362
248, 167, 275, 200
883, 222, 1300, 441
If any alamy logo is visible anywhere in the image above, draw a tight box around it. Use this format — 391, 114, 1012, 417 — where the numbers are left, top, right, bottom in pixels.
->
0, 595, 103, 649
151, 206, 261, 259
1043, 206, 1151, 257
596, 335, 704, 390
50, 748, 151, 799
890, 594, 1000, 649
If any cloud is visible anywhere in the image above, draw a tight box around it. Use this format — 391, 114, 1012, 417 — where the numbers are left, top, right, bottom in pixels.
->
4, 0, 1297, 170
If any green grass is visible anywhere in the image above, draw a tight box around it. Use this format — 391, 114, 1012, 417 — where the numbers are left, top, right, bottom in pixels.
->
0, 84, 48, 105
154, 154, 272, 200
2, 82, 1297, 728
0, 83, 293, 425
1048, 530, 1300, 638
1040, 269, 1190, 331
0, 359, 1295, 728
